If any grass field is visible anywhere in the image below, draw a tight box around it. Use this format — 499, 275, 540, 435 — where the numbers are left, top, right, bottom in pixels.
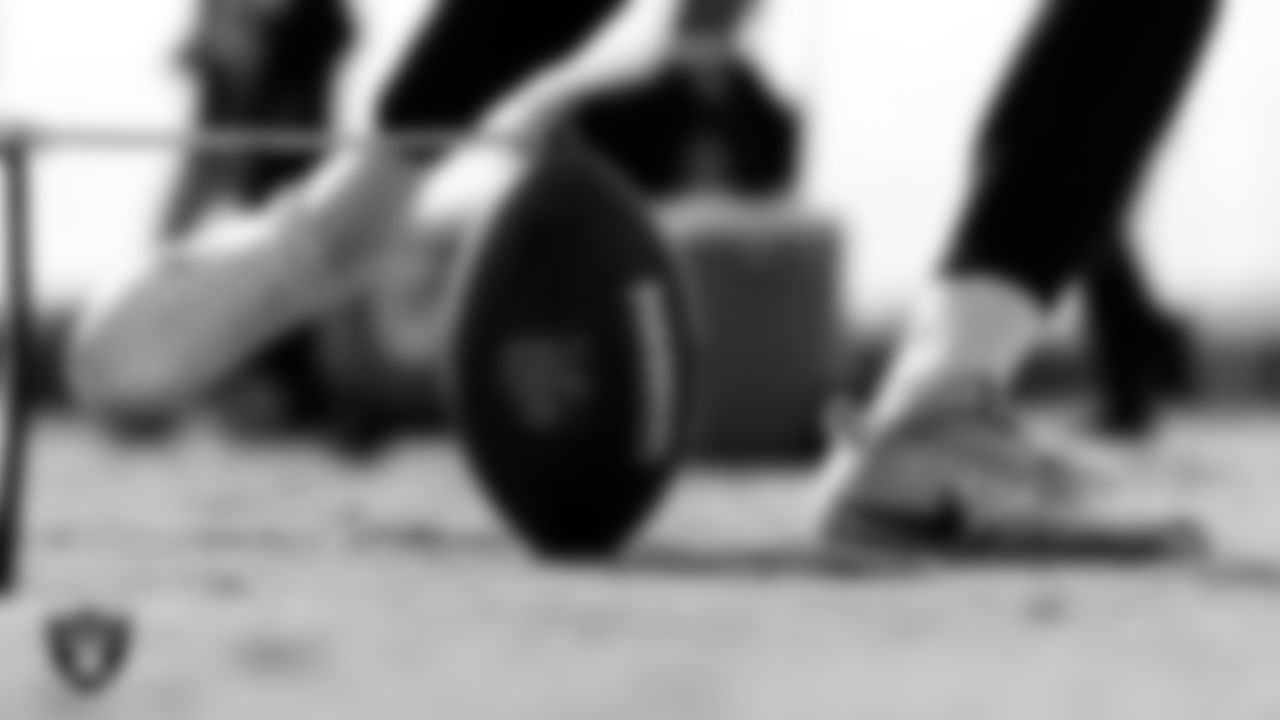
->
2, 412, 1280, 719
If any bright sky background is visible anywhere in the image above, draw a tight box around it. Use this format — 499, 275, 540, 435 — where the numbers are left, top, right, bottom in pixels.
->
3, 0, 1280, 334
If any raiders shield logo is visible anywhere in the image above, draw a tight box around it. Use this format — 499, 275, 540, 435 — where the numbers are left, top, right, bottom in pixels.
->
47, 607, 131, 693
499, 335, 590, 432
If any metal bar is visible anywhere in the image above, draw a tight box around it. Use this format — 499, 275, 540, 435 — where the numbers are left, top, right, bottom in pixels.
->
0, 123, 533, 154
0, 136, 35, 595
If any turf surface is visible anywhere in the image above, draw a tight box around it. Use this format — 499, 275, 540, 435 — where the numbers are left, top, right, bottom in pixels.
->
1, 412, 1279, 719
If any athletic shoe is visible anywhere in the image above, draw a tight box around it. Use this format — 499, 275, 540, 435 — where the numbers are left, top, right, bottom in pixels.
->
812, 378, 1206, 561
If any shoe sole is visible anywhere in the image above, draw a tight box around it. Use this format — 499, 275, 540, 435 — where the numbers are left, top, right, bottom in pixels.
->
822, 500, 1208, 565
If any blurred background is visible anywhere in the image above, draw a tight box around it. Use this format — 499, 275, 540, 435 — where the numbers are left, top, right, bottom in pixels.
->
1, 0, 1279, 461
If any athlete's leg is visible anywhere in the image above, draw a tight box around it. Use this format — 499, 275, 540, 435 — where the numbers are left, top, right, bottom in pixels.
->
872, 0, 1218, 429
69, 0, 674, 416
158, 0, 353, 435
1083, 234, 1195, 437
817, 0, 1219, 555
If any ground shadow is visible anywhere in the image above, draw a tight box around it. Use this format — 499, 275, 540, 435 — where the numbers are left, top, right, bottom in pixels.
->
614, 538, 1253, 584
336, 516, 1280, 591
614, 542, 927, 583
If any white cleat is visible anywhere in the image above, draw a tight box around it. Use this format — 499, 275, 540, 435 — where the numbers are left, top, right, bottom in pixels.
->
811, 380, 1206, 562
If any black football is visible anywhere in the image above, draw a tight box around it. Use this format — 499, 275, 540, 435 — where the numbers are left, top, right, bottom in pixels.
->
443, 141, 697, 558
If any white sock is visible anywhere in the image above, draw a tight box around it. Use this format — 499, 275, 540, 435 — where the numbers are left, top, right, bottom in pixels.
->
867, 274, 1045, 430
